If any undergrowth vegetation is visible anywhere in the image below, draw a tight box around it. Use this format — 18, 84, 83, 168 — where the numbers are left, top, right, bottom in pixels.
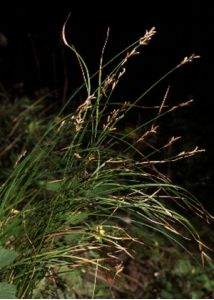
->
0, 20, 213, 298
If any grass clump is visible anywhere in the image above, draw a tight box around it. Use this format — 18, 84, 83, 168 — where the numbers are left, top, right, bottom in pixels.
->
0, 21, 213, 298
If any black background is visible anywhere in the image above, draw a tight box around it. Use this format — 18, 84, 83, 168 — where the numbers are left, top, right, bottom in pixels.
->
0, 1, 213, 207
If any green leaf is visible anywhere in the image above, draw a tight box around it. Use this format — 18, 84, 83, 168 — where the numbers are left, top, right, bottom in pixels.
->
0, 282, 17, 299
87, 183, 119, 197
0, 248, 19, 269
191, 290, 204, 299
0, 218, 22, 245
66, 211, 90, 225
201, 274, 214, 291
38, 180, 64, 192
172, 258, 192, 276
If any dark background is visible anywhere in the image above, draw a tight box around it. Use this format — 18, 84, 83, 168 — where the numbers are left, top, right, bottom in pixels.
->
0, 2, 213, 208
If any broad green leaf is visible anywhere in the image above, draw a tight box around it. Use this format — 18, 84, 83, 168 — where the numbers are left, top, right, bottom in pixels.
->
172, 258, 192, 276
0, 218, 22, 245
0, 248, 18, 269
0, 282, 17, 299
66, 211, 90, 225
87, 183, 119, 197
191, 291, 204, 299
38, 180, 64, 191
201, 274, 214, 291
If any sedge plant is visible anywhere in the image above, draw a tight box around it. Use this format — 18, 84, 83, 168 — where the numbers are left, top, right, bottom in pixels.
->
0, 21, 213, 298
